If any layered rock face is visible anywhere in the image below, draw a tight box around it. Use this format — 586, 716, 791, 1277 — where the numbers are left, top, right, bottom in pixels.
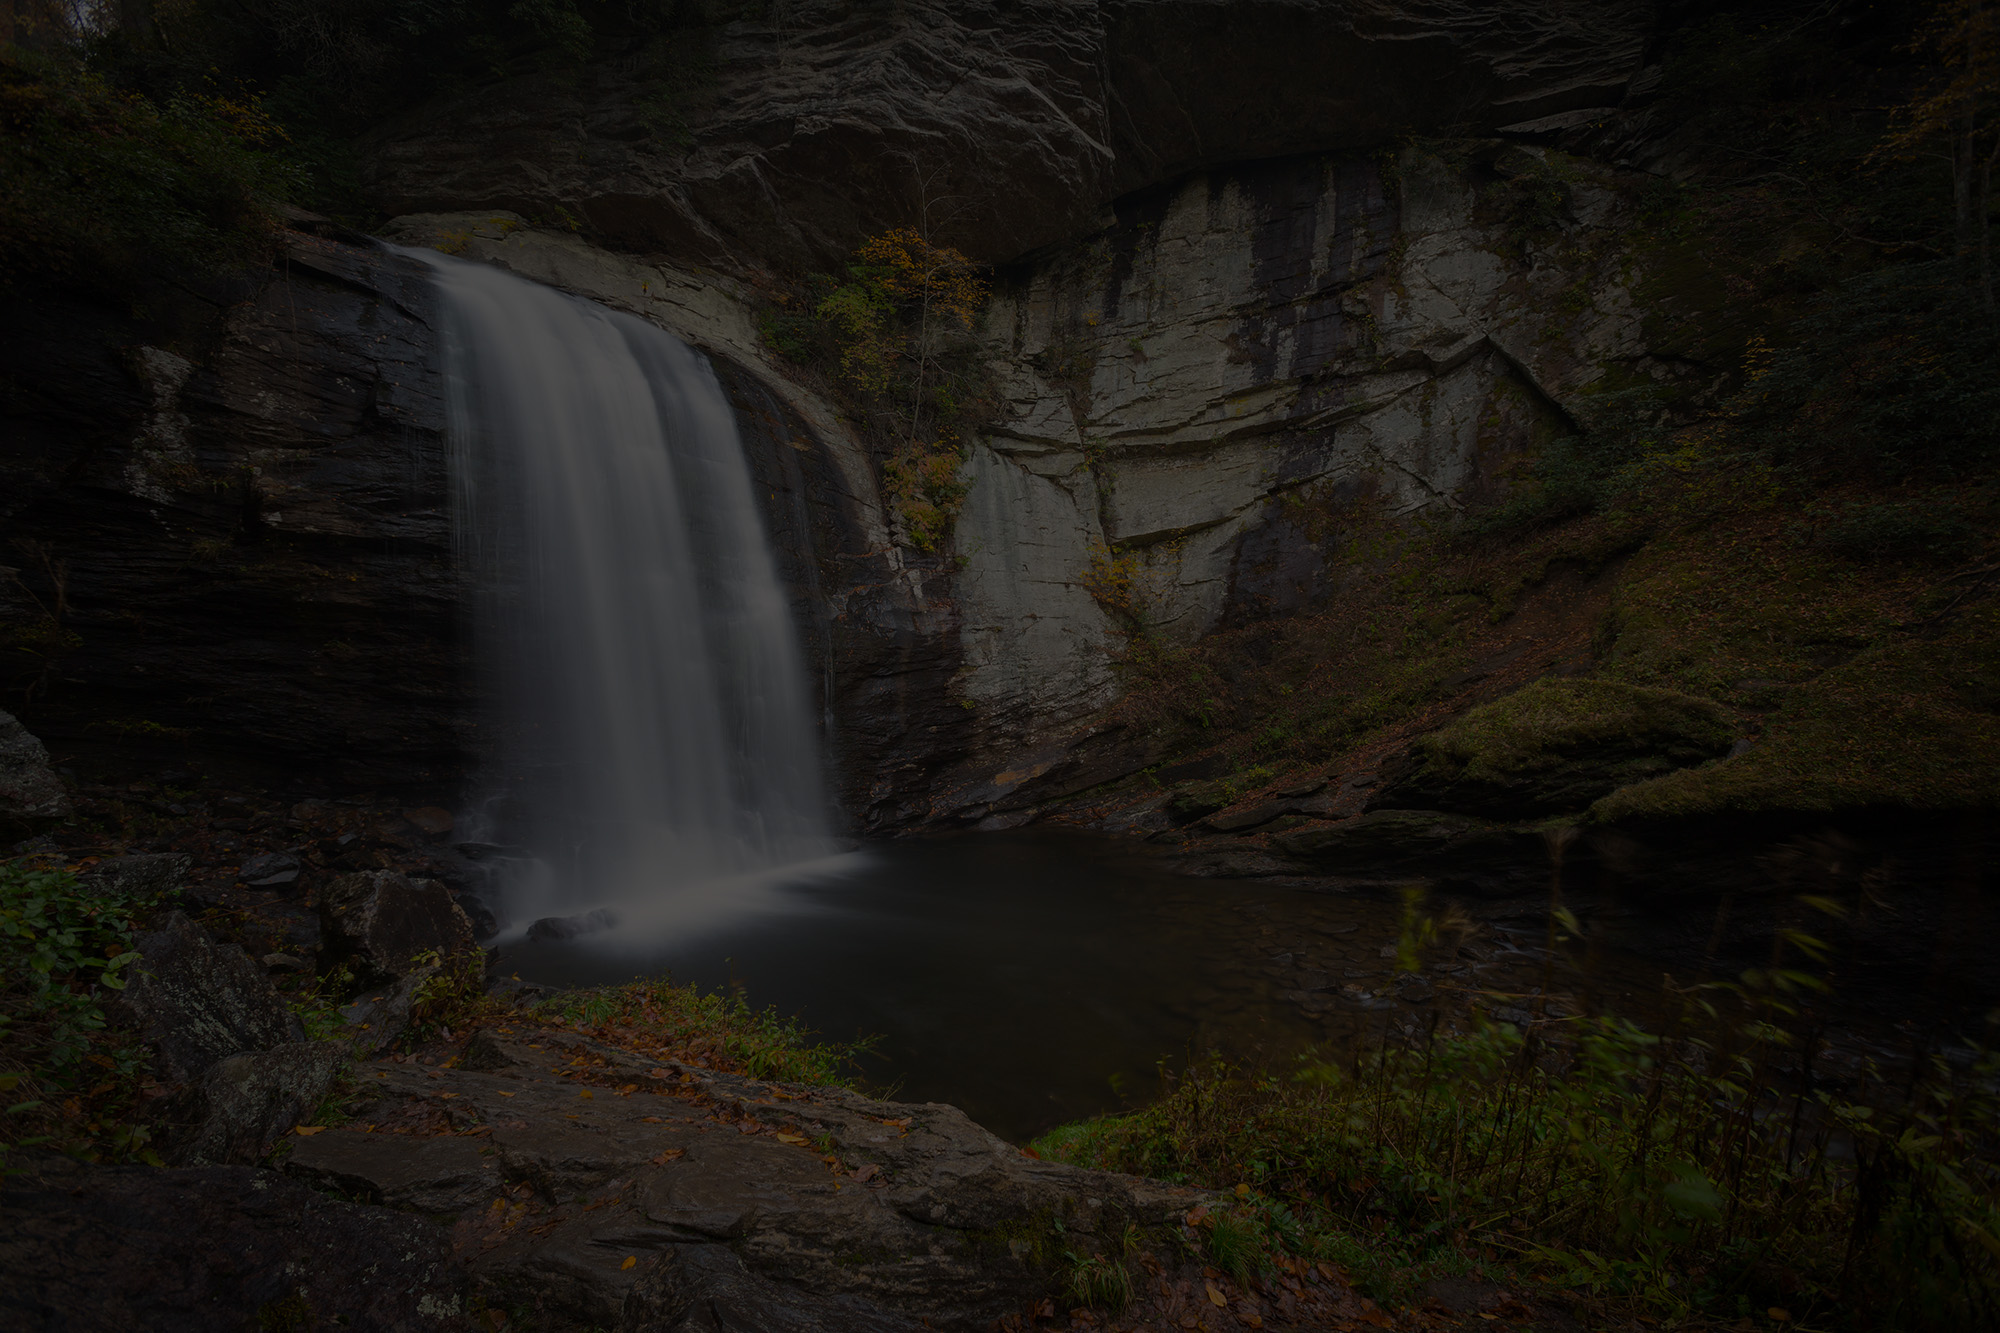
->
937, 145, 1651, 814
363, 0, 1653, 271
0, 237, 463, 784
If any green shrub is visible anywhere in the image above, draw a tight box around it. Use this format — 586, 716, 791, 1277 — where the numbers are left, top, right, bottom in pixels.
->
0, 859, 156, 1167
0, 50, 293, 296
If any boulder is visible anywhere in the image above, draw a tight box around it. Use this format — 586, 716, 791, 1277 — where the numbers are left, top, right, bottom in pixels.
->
0, 708, 70, 837
1370, 679, 1739, 820
621, 1245, 926, 1333
77, 851, 191, 900
118, 911, 305, 1085
177, 1040, 350, 1166
525, 906, 619, 943
0, 1156, 470, 1331
321, 870, 475, 981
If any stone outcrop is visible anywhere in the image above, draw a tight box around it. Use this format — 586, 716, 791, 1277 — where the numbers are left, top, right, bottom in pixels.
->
0, 1155, 470, 1331
285, 1026, 1206, 1331
0, 708, 69, 837
363, 0, 1653, 272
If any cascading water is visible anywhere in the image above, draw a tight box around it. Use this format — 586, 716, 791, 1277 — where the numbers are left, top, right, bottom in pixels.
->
413, 250, 837, 942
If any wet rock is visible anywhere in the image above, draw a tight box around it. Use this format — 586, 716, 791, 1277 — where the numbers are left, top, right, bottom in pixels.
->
525, 906, 619, 943
77, 851, 191, 900
1370, 679, 1737, 819
177, 1040, 350, 1166
287, 1129, 502, 1213
0, 708, 70, 837
321, 869, 475, 981
621, 1244, 926, 1333
262, 952, 308, 972
117, 911, 305, 1085
237, 850, 301, 888
0, 1155, 470, 1330
459, 1026, 518, 1070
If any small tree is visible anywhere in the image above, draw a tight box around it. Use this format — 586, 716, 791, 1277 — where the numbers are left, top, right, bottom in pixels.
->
1877, 0, 2000, 309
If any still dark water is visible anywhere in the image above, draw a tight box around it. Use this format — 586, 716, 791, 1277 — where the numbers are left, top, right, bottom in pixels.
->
498, 832, 1648, 1141
498, 830, 1980, 1144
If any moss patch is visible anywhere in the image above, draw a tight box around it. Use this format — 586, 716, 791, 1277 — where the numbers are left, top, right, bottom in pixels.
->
1594, 603, 2000, 821
1416, 678, 1735, 782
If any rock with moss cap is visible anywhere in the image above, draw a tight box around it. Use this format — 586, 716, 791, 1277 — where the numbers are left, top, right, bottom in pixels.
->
1369, 678, 1738, 820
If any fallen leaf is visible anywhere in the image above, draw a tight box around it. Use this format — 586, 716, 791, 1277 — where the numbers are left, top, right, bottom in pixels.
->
579, 1089, 593, 1099
620, 1256, 637, 1270
293, 1125, 326, 1136
640, 1116, 663, 1124
497, 1091, 515, 1097
438, 1092, 459, 1100
1244, 1315, 1263, 1329
776, 1133, 809, 1145
1234, 1182, 1251, 1197
1478, 1315, 1498, 1322
1207, 1283, 1227, 1307
1768, 1311, 1792, 1324
852, 1163, 880, 1183
617, 1084, 637, 1096
651, 1148, 685, 1164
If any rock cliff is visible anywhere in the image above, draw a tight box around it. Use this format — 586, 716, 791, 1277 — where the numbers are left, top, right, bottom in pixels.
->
363, 0, 1654, 271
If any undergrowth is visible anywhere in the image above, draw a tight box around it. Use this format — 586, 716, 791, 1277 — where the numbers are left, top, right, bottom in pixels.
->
526, 977, 872, 1086
0, 859, 159, 1169
1033, 898, 2000, 1330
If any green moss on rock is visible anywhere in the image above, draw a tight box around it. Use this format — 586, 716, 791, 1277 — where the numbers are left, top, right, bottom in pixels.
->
1374, 677, 1738, 819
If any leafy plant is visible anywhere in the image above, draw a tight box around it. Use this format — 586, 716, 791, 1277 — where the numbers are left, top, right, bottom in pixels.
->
0, 859, 157, 1168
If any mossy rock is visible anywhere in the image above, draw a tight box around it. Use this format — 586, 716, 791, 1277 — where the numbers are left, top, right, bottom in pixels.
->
1371, 678, 1737, 819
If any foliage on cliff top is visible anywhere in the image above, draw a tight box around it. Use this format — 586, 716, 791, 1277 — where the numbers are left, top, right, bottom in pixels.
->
0, 49, 292, 296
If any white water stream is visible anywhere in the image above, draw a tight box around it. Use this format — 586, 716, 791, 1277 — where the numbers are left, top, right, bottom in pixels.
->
415, 251, 838, 941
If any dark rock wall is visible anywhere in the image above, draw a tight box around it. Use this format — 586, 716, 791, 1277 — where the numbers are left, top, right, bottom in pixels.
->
362, 0, 1654, 271
0, 236, 469, 785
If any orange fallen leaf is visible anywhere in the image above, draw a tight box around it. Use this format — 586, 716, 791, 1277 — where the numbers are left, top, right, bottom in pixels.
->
293, 1125, 326, 1137
1244, 1314, 1263, 1329
852, 1163, 880, 1183
438, 1092, 459, 1100
1768, 1311, 1792, 1324
651, 1148, 685, 1164
1234, 1182, 1251, 1197
775, 1133, 809, 1145
1207, 1283, 1227, 1307
617, 1084, 637, 1096
497, 1091, 515, 1097
578, 1089, 593, 1099
620, 1256, 637, 1270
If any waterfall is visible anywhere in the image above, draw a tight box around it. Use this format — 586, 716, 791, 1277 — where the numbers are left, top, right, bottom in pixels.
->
413, 250, 836, 938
